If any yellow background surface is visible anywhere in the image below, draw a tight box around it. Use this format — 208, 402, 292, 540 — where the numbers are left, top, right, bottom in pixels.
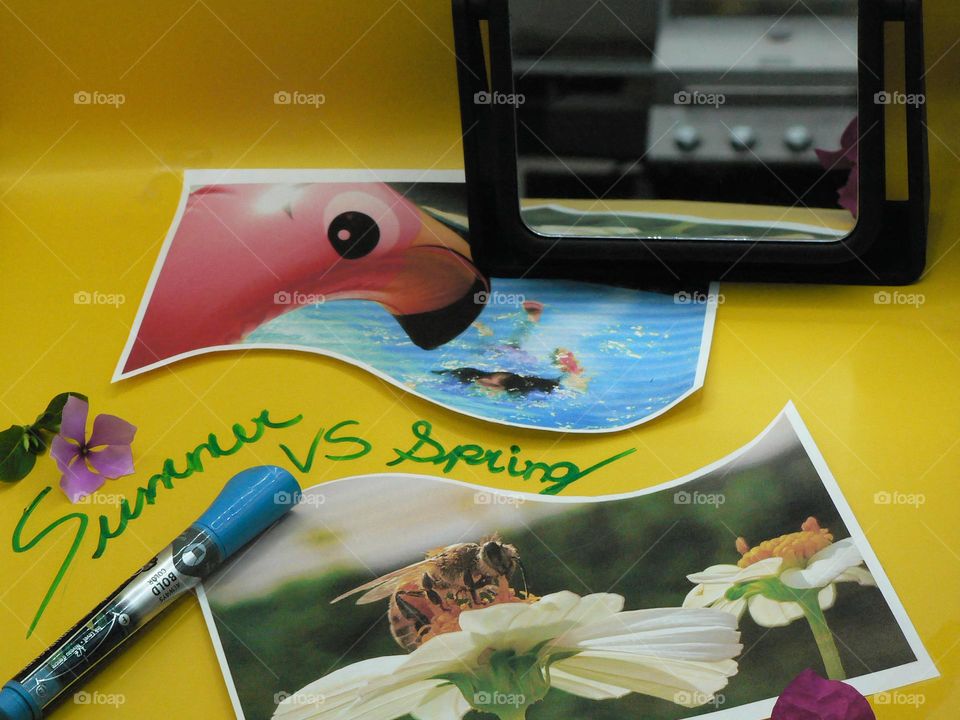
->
0, 1, 958, 718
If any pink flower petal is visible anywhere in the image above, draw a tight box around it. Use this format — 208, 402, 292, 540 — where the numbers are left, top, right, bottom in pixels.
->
837, 172, 859, 218
87, 444, 135, 479
59, 396, 89, 445
840, 117, 859, 156
59, 461, 106, 503
815, 117, 859, 219
772, 669, 874, 720
50, 434, 81, 473
88, 413, 137, 448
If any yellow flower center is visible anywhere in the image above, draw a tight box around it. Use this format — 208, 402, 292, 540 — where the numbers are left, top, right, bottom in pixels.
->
736, 517, 833, 569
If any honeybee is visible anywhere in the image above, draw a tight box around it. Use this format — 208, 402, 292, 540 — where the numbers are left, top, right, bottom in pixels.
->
332, 536, 528, 651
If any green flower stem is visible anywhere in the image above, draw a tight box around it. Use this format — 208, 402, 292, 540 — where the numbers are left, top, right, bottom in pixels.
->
728, 578, 847, 680
435, 645, 565, 720
799, 594, 846, 680
491, 707, 527, 720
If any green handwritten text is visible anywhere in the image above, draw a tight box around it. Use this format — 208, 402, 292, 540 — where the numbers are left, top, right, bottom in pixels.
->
278, 420, 373, 472
11, 412, 637, 639
12, 409, 302, 637
387, 420, 636, 494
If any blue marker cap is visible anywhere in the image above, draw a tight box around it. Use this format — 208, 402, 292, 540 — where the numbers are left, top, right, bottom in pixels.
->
194, 465, 301, 560
0, 681, 39, 720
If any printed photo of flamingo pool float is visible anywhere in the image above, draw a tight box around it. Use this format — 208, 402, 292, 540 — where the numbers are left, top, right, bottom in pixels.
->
114, 170, 719, 432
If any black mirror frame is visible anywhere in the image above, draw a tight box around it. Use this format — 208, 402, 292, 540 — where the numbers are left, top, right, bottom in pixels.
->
453, 0, 929, 286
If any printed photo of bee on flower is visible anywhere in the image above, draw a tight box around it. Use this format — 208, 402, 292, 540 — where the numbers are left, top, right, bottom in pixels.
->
200, 409, 932, 720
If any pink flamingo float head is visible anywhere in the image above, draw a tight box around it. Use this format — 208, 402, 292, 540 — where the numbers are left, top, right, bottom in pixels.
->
122, 182, 489, 375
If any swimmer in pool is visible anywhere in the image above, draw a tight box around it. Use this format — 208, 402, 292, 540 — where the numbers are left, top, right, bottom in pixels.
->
436, 299, 589, 395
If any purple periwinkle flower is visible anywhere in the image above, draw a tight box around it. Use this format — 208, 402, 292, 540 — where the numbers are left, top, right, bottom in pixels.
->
50, 396, 137, 503
772, 668, 874, 720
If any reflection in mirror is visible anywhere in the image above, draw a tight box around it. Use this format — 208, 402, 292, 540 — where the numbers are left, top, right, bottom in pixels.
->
509, 0, 859, 242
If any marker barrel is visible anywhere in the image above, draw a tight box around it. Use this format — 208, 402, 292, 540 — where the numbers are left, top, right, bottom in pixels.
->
0, 466, 300, 720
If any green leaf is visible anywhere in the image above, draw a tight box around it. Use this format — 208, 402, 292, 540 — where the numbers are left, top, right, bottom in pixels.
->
0, 426, 37, 482
31, 392, 87, 434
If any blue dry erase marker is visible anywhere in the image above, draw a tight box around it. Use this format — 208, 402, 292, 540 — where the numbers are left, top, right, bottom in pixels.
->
0, 465, 301, 720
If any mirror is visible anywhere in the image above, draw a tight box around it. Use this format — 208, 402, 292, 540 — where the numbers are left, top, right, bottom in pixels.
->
509, 0, 860, 242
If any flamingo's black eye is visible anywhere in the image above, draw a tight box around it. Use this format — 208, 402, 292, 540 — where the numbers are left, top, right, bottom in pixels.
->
328, 212, 380, 259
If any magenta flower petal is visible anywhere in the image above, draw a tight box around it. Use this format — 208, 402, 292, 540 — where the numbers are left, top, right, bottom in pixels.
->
839, 117, 859, 161
88, 413, 137, 448
772, 669, 875, 720
59, 461, 106, 503
59, 396, 89, 445
50, 434, 81, 473
87, 444, 135, 479
837, 172, 859, 217
815, 116, 859, 219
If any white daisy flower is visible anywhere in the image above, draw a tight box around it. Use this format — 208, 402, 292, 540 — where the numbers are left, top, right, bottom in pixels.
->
274, 591, 742, 720
683, 517, 875, 628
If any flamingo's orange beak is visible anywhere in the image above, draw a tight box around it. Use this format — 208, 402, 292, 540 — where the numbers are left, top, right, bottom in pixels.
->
379, 210, 489, 349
